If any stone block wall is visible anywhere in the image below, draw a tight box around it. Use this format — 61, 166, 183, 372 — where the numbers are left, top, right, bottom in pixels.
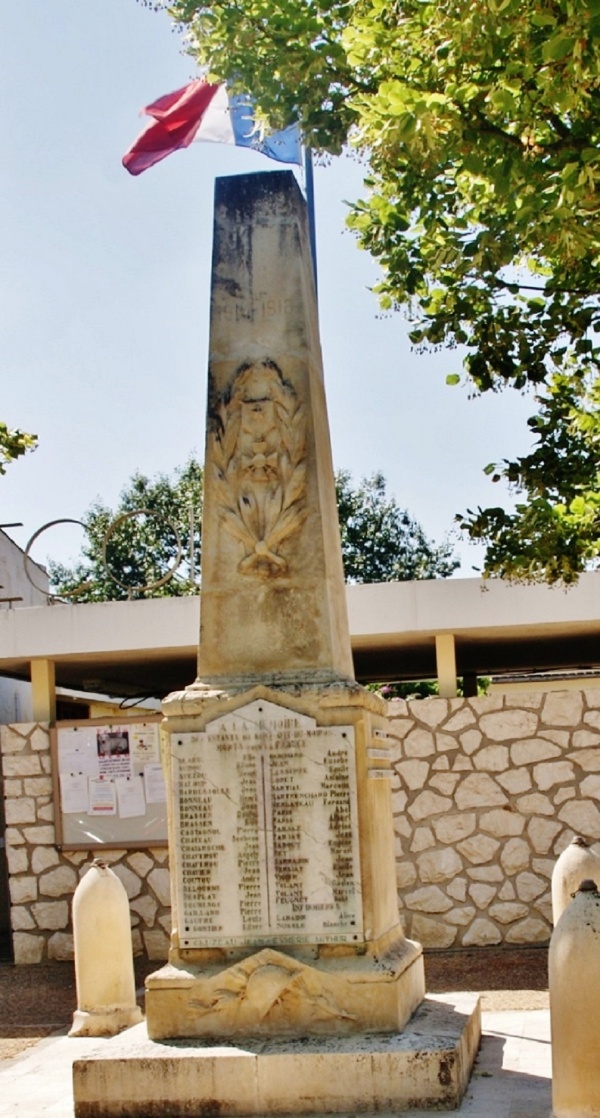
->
389, 689, 600, 948
2, 689, 600, 962
0, 723, 171, 964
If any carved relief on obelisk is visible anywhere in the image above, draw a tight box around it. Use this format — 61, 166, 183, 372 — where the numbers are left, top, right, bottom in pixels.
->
211, 358, 307, 578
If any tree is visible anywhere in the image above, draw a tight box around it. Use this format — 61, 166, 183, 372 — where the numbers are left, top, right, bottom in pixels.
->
0, 422, 37, 475
49, 461, 456, 599
49, 460, 203, 601
336, 470, 458, 582
156, 0, 600, 583
457, 369, 600, 583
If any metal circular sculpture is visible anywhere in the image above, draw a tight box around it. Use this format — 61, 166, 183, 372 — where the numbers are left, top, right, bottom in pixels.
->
23, 518, 91, 599
100, 508, 184, 595
23, 510, 186, 599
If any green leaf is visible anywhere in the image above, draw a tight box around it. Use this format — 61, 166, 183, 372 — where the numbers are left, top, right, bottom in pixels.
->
542, 33, 575, 63
0, 423, 38, 476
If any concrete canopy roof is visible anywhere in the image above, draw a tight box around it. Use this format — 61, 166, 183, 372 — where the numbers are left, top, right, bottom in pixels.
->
0, 574, 599, 698
0, 597, 199, 699
348, 574, 600, 681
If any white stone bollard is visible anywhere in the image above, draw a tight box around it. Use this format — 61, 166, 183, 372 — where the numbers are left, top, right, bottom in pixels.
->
551, 836, 600, 924
69, 858, 143, 1037
550, 879, 600, 1118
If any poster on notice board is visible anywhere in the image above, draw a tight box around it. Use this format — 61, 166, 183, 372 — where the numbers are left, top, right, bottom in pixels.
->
52, 717, 167, 849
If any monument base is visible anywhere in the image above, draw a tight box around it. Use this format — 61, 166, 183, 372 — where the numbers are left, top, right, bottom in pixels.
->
158, 682, 426, 1042
72, 993, 481, 1117
145, 934, 424, 1041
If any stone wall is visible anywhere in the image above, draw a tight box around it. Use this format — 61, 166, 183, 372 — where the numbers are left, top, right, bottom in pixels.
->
0, 723, 171, 964
2, 689, 600, 961
389, 689, 600, 948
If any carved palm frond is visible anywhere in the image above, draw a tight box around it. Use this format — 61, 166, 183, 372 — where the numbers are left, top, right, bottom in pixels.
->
282, 462, 307, 513
290, 404, 306, 458
266, 504, 308, 550
219, 508, 256, 548
221, 409, 240, 463
237, 493, 261, 540
263, 488, 284, 537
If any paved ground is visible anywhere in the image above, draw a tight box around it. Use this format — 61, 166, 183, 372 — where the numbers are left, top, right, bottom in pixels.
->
0, 947, 553, 1117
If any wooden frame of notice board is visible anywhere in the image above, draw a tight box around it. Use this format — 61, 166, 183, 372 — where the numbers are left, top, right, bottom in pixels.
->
51, 715, 168, 850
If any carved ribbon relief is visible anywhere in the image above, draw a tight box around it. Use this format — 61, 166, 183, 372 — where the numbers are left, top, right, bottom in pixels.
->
212, 359, 307, 577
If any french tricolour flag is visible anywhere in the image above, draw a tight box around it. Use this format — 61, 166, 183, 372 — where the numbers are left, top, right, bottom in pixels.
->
123, 80, 302, 176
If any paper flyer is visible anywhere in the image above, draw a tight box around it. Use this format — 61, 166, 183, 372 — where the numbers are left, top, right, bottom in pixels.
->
59, 772, 90, 814
130, 725, 160, 765
116, 775, 146, 818
88, 778, 117, 816
144, 762, 166, 804
97, 729, 132, 778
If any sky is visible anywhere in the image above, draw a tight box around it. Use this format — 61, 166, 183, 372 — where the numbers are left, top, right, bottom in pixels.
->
1, 0, 535, 579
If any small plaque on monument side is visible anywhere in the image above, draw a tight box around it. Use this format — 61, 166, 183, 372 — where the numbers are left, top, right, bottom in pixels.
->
172, 699, 363, 948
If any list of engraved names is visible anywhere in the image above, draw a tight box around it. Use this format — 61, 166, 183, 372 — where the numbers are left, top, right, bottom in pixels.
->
172, 699, 363, 948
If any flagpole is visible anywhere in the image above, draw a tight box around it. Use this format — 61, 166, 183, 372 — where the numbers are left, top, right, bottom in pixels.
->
304, 147, 318, 301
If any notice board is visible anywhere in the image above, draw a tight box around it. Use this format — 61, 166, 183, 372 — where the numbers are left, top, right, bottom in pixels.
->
51, 715, 168, 849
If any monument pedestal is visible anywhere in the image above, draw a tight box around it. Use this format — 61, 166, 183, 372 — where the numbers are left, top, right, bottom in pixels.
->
147, 681, 425, 1042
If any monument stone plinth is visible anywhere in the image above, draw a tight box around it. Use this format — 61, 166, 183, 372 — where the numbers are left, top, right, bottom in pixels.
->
146, 171, 424, 1040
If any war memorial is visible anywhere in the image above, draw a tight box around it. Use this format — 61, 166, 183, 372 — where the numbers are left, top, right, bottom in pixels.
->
69, 170, 481, 1114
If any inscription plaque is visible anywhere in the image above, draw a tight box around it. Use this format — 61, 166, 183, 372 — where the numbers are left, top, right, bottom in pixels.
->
172, 699, 363, 948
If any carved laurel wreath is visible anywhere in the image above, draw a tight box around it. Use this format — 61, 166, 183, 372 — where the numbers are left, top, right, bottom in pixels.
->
212, 360, 307, 577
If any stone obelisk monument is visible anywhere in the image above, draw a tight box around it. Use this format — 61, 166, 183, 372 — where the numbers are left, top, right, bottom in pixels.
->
73, 172, 481, 1118
146, 170, 424, 1039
